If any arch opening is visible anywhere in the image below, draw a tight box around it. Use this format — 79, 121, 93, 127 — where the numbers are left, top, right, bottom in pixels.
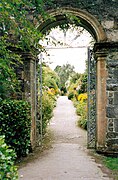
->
37, 8, 102, 149
36, 7, 108, 152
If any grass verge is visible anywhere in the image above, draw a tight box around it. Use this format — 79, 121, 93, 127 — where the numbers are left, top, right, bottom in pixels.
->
103, 157, 118, 180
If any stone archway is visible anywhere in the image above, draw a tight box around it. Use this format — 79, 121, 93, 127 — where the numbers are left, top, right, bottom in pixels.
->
36, 7, 110, 153
37, 7, 107, 42
23, 5, 118, 154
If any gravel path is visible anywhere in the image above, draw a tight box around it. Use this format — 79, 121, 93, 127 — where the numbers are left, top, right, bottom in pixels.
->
18, 96, 112, 180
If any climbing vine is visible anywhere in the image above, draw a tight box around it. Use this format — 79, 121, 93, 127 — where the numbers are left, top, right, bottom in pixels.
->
0, 0, 49, 99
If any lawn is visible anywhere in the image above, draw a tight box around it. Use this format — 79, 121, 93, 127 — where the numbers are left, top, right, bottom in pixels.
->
104, 157, 118, 180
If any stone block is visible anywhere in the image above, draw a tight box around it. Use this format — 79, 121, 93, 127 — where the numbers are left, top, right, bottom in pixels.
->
106, 132, 116, 139
108, 120, 113, 127
114, 92, 118, 105
107, 61, 118, 67
107, 119, 113, 132
114, 106, 118, 118
107, 30, 118, 42
108, 98, 113, 105
106, 139, 118, 146
106, 139, 118, 152
106, 106, 116, 118
108, 127, 113, 132
114, 119, 118, 132
114, 69, 118, 80
109, 92, 114, 97
102, 20, 114, 29
107, 79, 118, 84
107, 84, 118, 91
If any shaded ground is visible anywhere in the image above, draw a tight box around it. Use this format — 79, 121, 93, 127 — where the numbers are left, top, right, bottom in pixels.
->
18, 96, 113, 180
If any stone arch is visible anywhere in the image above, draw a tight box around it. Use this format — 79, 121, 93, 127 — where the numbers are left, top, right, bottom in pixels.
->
35, 7, 109, 153
26, 7, 118, 154
36, 7, 107, 42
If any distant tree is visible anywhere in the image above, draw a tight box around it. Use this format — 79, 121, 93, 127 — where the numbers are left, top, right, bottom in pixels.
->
54, 63, 75, 93
69, 73, 81, 84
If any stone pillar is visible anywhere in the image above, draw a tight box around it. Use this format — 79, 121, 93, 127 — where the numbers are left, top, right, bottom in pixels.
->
95, 52, 107, 151
22, 52, 38, 149
94, 42, 118, 155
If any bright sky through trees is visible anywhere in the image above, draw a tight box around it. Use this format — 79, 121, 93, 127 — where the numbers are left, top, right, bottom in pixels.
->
39, 26, 94, 73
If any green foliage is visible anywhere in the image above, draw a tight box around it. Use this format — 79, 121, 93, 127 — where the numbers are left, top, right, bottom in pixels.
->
0, 135, 18, 180
68, 91, 74, 100
78, 116, 87, 130
104, 157, 118, 171
67, 71, 88, 130
76, 102, 87, 130
38, 64, 59, 135
0, 38, 21, 99
55, 14, 80, 31
69, 73, 81, 84
73, 98, 79, 108
54, 63, 75, 89
42, 65, 60, 93
39, 92, 55, 134
67, 72, 87, 98
60, 86, 67, 96
0, 0, 49, 99
0, 0, 46, 52
78, 73, 87, 94
103, 157, 118, 179
0, 100, 31, 158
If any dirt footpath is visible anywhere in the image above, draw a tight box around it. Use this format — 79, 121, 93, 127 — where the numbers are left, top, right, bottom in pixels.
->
18, 96, 113, 180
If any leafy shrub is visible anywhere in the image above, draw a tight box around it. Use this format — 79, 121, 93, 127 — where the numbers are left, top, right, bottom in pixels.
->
77, 73, 87, 94
0, 135, 18, 180
73, 99, 79, 108
78, 117, 87, 130
76, 102, 87, 116
38, 64, 59, 135
68, 91, 74, 100
42, 65, 60, 94
76, 101, 87, 130
0, 100, 31, 158
39, 92, 54, 134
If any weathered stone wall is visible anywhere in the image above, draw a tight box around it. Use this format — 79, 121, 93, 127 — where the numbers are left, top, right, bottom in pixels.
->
43, 0, 118, 42
106, 43, 118, 153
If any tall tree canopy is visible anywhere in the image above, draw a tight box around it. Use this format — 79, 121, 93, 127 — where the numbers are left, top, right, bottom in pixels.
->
54, 63, 75, 90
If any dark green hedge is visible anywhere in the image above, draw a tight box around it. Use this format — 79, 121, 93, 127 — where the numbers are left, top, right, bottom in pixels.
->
0, 135, 18, 180
0, 100, 31, 158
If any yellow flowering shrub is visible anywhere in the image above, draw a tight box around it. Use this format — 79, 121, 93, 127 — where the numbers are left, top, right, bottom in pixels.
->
47, 88, 55, 96
78, 93, 87, 103
76, 93, 87, 130
47, 88, 59, 96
